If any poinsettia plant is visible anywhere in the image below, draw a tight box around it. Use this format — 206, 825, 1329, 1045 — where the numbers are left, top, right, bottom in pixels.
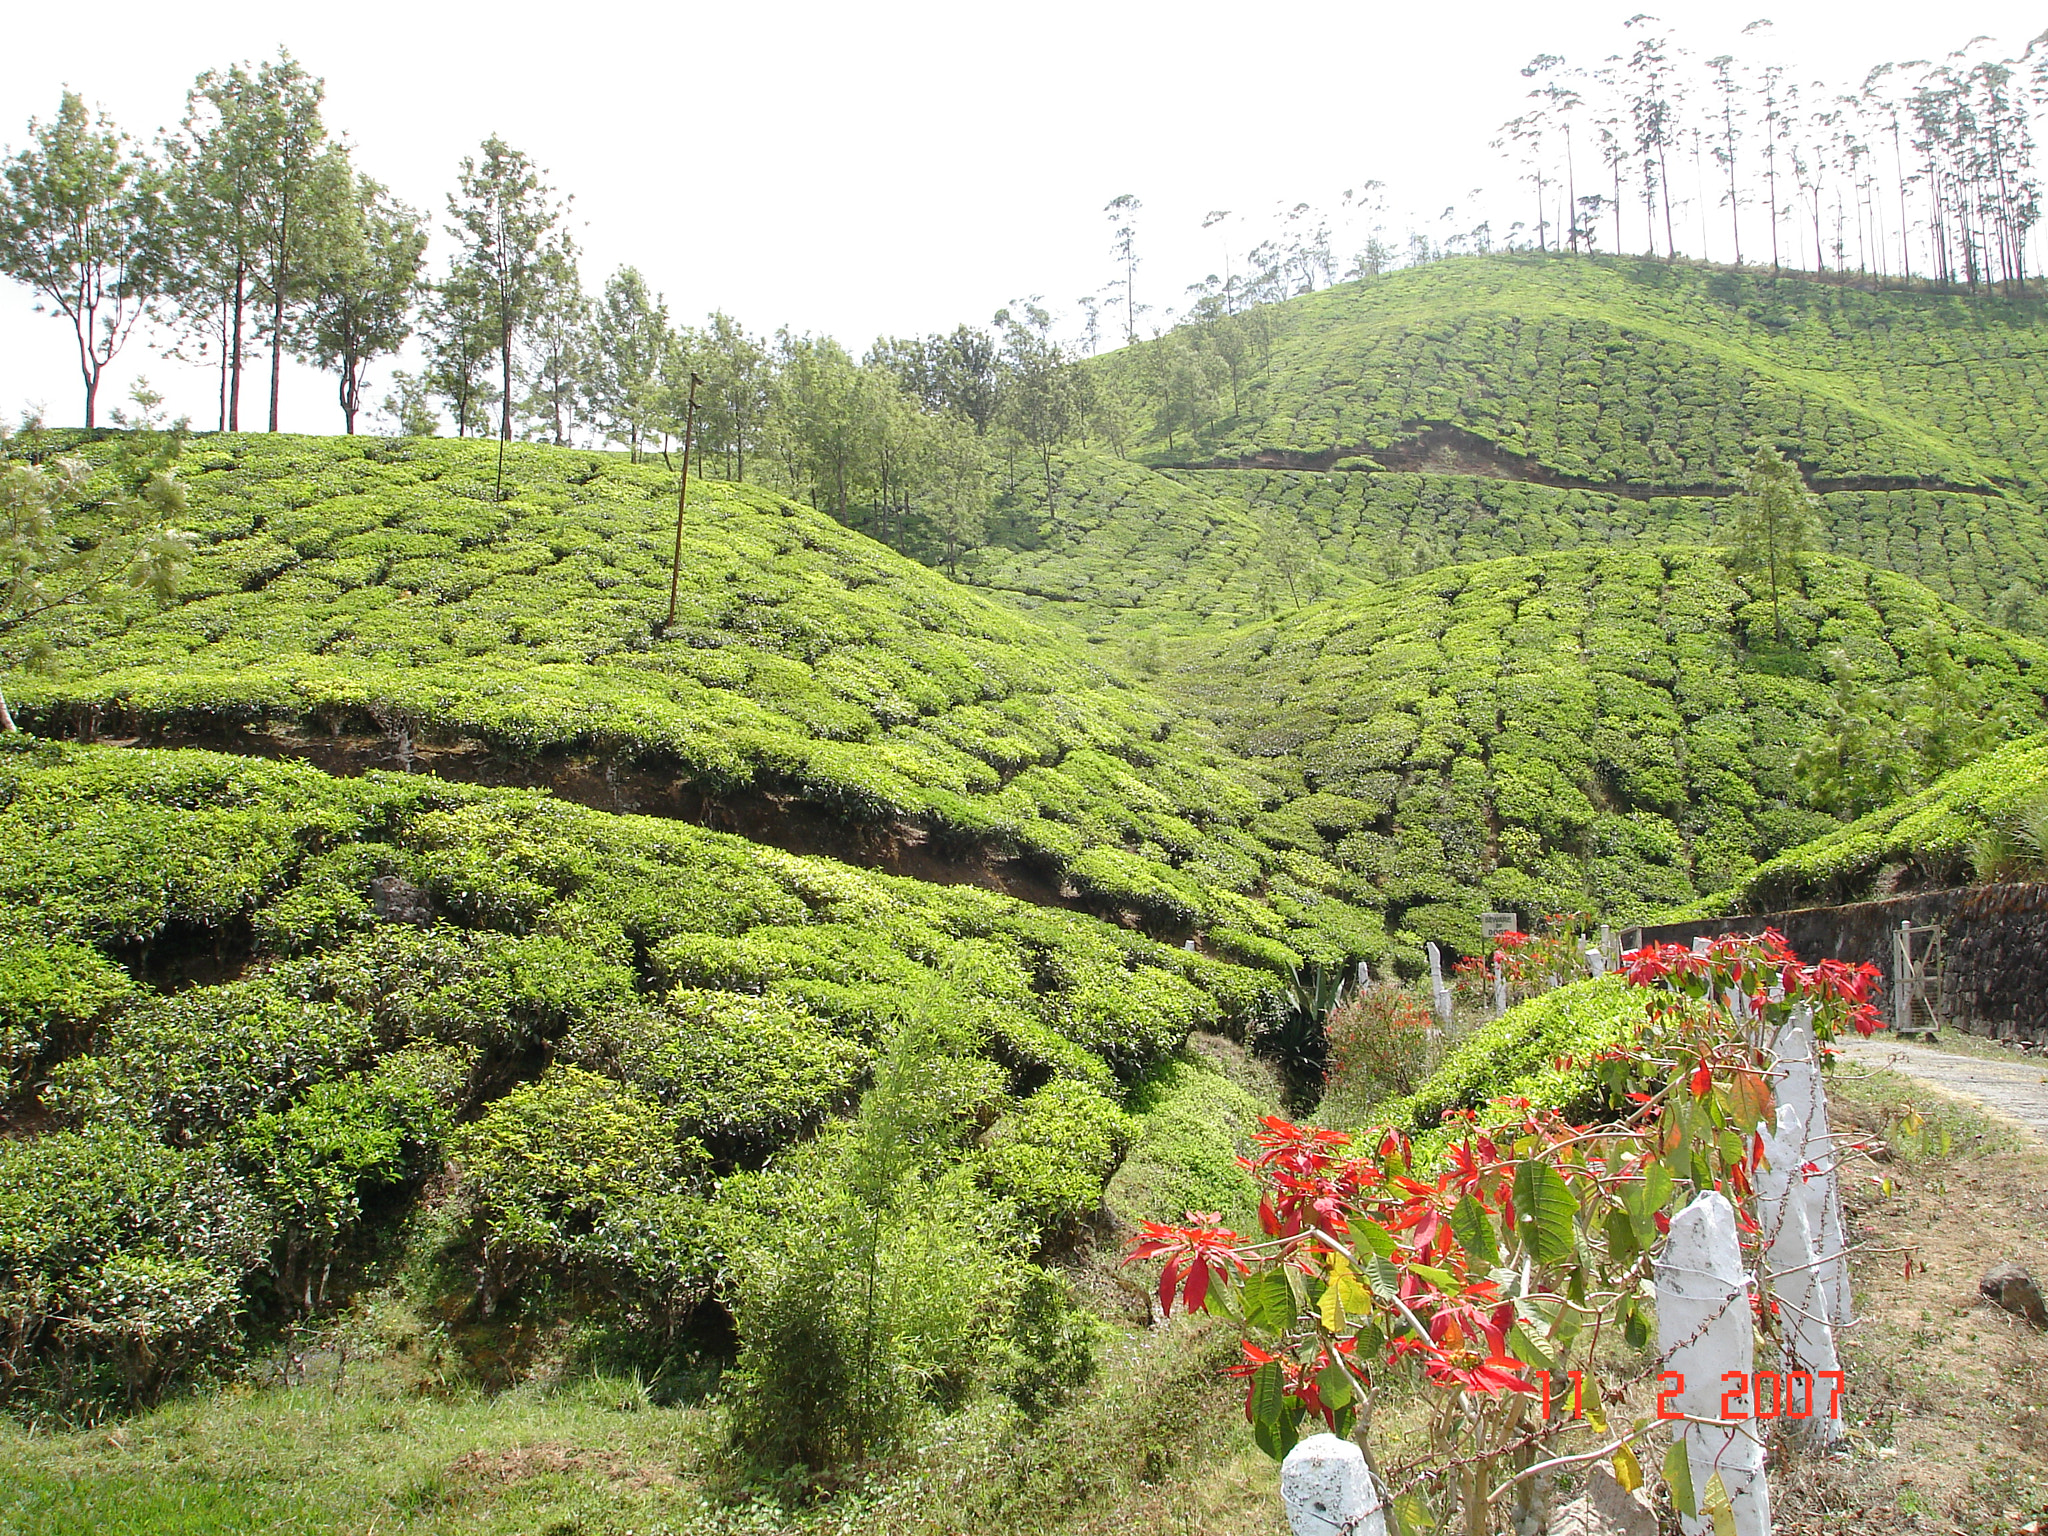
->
1126, 931, 1882, 1536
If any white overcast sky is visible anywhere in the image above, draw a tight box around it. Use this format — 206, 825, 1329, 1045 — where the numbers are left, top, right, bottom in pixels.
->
2, 0, 2042, 434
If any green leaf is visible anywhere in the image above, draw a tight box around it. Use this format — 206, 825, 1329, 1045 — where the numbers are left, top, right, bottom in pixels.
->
1513, 1158, 1577, 1265
1450, 1193, 1500, 1267
1391, 1490, 1436, 1534
1663, 1439, 1696, 1518
1505, 1321, 1556, 1371
1407, 1262, 1461, 1292
1353, 1219, 1397, 1260
1241, 1270, 1297, 1332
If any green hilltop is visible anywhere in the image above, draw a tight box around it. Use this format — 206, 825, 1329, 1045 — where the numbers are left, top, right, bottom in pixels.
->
962, 257, 2048, 636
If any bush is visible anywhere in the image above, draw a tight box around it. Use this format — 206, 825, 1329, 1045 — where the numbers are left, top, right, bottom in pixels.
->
982, 1078, 1136, 1233
564, 989, 870, 1163
0, 939, 134, 1093
1320, 983, 1439, 1113
0, 1126, 271, 1418
1104, 1048, 1274, 1233
448, 1066, 709, 1317
234, 1044, 472, 1314
45, 978, 374, 1139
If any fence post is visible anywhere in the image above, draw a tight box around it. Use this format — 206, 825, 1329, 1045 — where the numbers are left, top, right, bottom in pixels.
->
1427, 942, 1452, 1027
1655, 1191, 1773, 1536
1280, 1433, 1387, 1536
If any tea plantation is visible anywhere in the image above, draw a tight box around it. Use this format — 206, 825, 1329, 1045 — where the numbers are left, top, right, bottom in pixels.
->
4, 433, 1379, 963
1173, 546, 2048, 951
0, 735, 1277, 1417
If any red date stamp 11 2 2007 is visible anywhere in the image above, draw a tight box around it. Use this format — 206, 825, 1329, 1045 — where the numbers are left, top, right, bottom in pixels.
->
1539, 1370, 1845, 1422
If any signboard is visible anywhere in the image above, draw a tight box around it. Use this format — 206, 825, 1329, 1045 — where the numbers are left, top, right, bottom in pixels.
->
1480, 911, 1519, 940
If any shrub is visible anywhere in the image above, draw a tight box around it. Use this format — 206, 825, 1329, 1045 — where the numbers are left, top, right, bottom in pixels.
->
982, 1078, 1137, 1233
0, 939, 134, 1093
234, 1044, 472, 1314
45, 978, 374, 1139
564, 989, 870, 1163
0, 1126, 271, 1418
448, 1066, 709, 1317
1320, 982, 1440, 1111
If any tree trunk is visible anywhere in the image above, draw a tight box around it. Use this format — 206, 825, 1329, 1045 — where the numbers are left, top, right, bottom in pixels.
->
500, 323, 514, 442
230, 261, 246, 432
0, 677, 15, 734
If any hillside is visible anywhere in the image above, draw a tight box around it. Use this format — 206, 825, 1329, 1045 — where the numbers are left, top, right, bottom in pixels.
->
962, 258, 2048, 636
0, 737, 1275, 1406
1171, 546, 2048, 951
4, 433, 1376, 963
1679, 730, 2048, 914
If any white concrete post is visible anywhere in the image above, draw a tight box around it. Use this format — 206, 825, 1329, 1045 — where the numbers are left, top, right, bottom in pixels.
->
1893, 921, 1912, 1033
1655, 1192, 1772, 1536
1771, 1007, 1853, 1328
1427, 942, 1452, 1027
1754, 1100, 1844, 1446
1492, 958, 1507, 1017
1281, 1433, 1387, 1536
1357, 958, 1371, 991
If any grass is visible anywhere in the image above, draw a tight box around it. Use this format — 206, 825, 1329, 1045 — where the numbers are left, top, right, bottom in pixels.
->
0, 1303, 1285, 1536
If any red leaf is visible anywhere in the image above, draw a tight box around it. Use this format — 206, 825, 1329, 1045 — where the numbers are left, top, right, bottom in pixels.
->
1690, 1061, 1712, 1097
1183, 1258, 1213, 1315
1158, 1257, 1181, 1317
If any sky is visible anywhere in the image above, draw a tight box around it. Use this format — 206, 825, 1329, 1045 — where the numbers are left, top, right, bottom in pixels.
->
2, 0, 2043, 435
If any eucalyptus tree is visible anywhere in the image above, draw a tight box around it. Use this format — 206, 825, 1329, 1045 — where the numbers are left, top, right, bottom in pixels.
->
447, 136, 574, 443
586, 266, 666, 460
696, 310, 772, 481
0, 93, 160, 429
303, 161, 426, 434
423, 263, 498, 437
1622, 15, 1682, 258
520, 246, 587, 446
1707, 54, 1746, 262
995, 300, 1090, 523
160, 64, 262, 429
1725, 444, 1819, 645
1104, 193, 1142, 344
241, 51, 333, 432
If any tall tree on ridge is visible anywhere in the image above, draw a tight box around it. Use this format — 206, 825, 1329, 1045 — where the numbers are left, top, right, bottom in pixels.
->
303, 160, 426, 434
586, 265, 666, 461
161, 64, 262, 430
1708, 53, 1745, 264
244, 51, 330, 432
0, 92, 159, 429
1104, 193, 1142, 344
448, 137, 572, 443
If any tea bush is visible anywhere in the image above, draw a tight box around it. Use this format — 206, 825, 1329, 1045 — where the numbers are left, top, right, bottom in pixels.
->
1180, 547, 2048, 946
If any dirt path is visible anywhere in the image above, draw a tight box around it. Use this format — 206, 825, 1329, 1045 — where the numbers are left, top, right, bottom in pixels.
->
1832, 1035, 2048, 1140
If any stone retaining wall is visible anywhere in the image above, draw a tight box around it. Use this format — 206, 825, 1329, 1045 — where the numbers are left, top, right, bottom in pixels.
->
1639, 882, 2048, 1044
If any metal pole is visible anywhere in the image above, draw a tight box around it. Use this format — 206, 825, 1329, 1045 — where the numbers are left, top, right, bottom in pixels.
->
666, 372, 703, 628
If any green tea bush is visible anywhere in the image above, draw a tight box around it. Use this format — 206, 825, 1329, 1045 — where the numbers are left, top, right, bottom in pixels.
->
0, 940, 133, 1093
46, 978, 375, 1139
234, 1044, 472, 1314
981, 1078, 1137, 1232
2, 433, 1359, 958
448, 1066, 709, 1317
1183, 547, 2048, 941
564, 989, 870, 1163
0, 1126, 271, 1417
1103, 1049, 1275, 1233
